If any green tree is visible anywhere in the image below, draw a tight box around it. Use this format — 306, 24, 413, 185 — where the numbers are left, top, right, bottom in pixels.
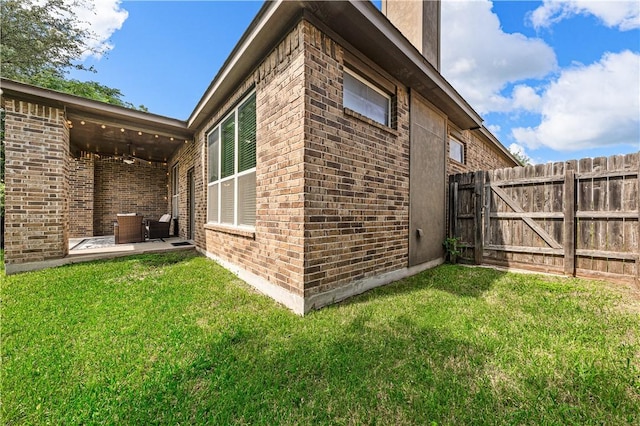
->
30, 70, 148, 111
510, 148, 532, 166
1, 0, 145, 110
1, 0, 100, 79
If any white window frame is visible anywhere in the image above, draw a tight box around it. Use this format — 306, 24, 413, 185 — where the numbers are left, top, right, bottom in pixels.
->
343, 67, 391, 127
207, 91, 256, 230
171, 164, 179, 218
449, 137, 465, 164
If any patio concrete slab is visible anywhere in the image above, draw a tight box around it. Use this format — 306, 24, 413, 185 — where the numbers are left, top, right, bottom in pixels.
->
5, 237, 196, 275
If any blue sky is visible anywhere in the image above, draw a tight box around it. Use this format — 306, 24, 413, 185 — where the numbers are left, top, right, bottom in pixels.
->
72, 0, 639, 164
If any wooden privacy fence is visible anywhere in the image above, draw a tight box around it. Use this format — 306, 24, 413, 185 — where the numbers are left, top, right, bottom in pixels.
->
449, 153, 639, 284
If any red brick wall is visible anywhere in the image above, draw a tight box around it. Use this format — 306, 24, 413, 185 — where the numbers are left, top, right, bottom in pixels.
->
3, 99, 69, 264
69, 155, 94, 237
303, 23, 411, 297
93, 158, 169, 236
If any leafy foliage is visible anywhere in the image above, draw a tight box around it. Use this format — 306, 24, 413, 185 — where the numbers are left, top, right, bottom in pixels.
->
30, 70, 148, 111
1, 0, 146, 110
0, 0, 99, 80
443, 236, 462, 263
510, 148, 532, 166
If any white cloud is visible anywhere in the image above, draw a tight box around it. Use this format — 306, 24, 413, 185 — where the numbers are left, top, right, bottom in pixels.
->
486, 124, 501, 135
512, 50, 640, 151
441, 0, 557, 114
530, 0, 640, 31
511, 85, 542, 112
74, 0, 129, 58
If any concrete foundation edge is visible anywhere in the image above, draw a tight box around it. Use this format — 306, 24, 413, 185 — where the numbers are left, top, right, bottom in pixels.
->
200, 248, 444, 315
198, 248, 306, 315
304, 257, 444, 313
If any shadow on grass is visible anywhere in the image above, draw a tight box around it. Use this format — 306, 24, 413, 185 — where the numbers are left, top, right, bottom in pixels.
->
134, 249, 200, 268
337, 264, 507, 311
425, 264, 506, 298
119, 311, 496, 424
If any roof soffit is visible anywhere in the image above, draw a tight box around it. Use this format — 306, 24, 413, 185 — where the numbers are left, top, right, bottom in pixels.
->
1, 78, 193, 162
188, 0, 483, 131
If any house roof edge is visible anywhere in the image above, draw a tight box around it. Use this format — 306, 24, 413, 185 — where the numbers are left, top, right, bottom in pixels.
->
475, 125, 520, 166
0, 78, 192, 138
187, 0, 485, 131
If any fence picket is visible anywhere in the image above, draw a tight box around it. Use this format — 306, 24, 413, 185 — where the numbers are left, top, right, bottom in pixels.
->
448, 153, 638, 284
564, 169, 575, 276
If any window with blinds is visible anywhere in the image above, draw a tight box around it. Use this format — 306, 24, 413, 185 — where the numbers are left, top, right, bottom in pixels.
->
207, 91, 257, 228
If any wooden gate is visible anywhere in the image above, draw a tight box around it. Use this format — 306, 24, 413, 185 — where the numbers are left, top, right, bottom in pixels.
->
448, 153, 639, 284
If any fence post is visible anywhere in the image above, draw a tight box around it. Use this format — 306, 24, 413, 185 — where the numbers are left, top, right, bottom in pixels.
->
474, 171, 484, 265
449, 179, 458, 238
484, 172, 492, 254
563, 169, 576, 276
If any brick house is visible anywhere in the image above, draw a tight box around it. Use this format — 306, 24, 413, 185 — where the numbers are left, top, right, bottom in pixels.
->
1, 1, 516, 313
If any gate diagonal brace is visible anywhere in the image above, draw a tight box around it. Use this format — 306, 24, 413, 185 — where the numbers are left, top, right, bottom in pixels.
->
490, 185, 563, 250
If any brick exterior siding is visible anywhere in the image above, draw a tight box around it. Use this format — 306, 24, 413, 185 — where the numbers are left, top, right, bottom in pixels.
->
3, 99, 69, 264
92, 159, 169, 236
447, 127, 515, 175
171, 21, 307, 296
69, 155, 94, 238
170, 19, 514, 309
67, 156, 170, 237
303, 23, 411, 298
167, 141, 200, 242
2, 15, 517, 312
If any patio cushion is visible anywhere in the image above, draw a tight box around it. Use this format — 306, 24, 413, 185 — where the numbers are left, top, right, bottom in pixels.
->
147, 215, 171, 240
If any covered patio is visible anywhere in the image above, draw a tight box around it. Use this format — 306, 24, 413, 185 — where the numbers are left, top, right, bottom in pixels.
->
2, 79, 194, 273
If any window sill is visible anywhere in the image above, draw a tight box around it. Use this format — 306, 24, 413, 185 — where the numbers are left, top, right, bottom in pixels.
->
204, 223, 256, 239
344, 108, 398, 136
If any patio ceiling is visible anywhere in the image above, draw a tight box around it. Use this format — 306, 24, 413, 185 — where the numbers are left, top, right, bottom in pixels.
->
1, 79, 193, 163
67, 113, 190, 163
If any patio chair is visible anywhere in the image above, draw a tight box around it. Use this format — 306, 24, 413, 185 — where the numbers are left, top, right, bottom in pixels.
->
114, 214, 145, 244
146, 214, 172, 240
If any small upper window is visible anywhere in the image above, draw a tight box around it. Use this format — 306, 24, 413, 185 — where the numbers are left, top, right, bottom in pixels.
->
343, 68, 391, 126
449, 138, 465, 164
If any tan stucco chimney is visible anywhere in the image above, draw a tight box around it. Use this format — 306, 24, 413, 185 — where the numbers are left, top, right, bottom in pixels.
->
381, 0, 441, 71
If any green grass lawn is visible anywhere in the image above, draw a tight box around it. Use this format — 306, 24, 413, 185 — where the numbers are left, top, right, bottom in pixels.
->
2, 250, 639, 425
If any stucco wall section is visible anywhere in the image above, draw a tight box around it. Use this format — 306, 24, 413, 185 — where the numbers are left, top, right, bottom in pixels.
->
381, 0, 440, 70
303, 22, 411, 297
3, 99, 69, 264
